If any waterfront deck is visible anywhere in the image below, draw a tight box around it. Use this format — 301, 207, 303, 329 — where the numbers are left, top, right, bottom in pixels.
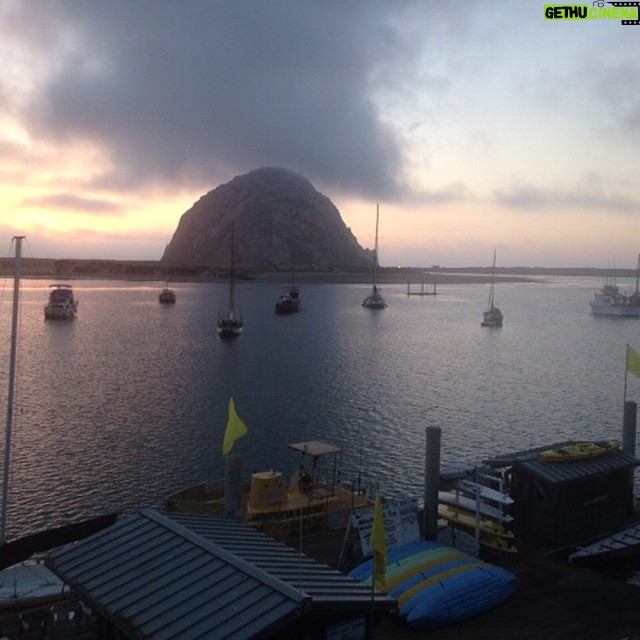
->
302, 533, 640, 639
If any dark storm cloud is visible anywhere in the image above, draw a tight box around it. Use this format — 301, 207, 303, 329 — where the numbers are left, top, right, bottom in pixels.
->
17, 1, 417, 198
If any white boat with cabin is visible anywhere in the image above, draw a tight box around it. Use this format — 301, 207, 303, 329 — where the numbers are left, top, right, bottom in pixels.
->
44, 284, 78, 320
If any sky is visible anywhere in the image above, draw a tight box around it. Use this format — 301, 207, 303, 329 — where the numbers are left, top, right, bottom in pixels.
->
1, 1, 639, 268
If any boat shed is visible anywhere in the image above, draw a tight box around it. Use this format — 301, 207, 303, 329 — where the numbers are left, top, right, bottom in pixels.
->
485, 443, 640, 548
45, 509, 394, 640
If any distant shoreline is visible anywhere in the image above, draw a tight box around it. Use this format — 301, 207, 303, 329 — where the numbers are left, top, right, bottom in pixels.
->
0, 257, 637, 285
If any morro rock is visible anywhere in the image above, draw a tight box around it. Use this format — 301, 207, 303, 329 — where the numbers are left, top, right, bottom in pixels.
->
162, 167, 370, 270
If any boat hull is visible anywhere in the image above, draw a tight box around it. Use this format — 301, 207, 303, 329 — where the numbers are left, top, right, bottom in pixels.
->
158, 288, 176, 304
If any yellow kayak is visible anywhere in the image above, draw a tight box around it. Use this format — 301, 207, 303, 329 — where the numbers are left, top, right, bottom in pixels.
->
437, 504, 515, 539
537, 439, 620, 462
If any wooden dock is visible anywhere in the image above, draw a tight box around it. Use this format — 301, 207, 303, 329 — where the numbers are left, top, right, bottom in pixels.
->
302, 533, 640, 639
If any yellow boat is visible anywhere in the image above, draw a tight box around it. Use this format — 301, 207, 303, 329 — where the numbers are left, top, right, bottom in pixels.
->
537, 439, 620, 463
165, 441, 372, 543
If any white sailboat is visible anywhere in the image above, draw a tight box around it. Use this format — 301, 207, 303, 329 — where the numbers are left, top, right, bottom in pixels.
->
362, 204, 387, 309
481, 249, 503, 327
217, 225, 244, 338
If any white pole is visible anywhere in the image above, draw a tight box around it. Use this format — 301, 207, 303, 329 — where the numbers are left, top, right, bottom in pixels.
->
1, 236, 24, 544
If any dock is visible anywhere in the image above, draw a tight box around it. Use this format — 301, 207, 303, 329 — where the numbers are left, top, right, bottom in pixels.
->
302, 532, 640, 639
406, 277, 437, 296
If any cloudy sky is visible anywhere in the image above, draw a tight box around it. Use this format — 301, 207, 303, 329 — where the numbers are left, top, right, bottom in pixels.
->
1, 1, 638, 267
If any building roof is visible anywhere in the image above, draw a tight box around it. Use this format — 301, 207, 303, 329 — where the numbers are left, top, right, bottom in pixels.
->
164, 512, 393, 612
46, 509, 394, 640
485, 442, 640, 486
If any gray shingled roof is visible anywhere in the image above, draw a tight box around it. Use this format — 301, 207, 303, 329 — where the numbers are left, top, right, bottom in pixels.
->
46, 509, 394, 640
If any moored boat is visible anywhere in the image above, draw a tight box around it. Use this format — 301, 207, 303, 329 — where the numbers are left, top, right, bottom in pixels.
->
217, 225, 243, 338
589, 283, 640, 317
158, 287, 176, 304
481, 249, 503, 327
275, 287, 301, 314
590, 255, 640, 317
362, 204, 387, 309
166, 440, 372, 543
44, 284, 78, 320
275, 250, 301, 314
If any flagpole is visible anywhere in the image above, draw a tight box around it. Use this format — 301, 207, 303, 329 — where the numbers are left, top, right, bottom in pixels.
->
625, 343, 629, 404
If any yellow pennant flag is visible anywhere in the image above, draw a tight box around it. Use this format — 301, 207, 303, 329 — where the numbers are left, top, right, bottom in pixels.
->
371, 493, 387, 590
628, 345, 640, 380
222, 397, 248, 455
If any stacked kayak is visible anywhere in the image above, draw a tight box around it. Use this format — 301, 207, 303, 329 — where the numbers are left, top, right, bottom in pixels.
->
349, 540, 516, 630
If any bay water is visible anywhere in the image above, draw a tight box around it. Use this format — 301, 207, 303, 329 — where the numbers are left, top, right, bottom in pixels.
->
0, 274, 639, 541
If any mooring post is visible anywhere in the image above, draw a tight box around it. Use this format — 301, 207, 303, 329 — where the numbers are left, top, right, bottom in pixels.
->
423, 426, 441, 539
623, 401, 637, 515
623, 401, 637, 457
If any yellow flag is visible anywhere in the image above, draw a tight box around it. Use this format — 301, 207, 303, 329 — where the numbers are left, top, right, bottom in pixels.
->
222, 397, 248, 455
628, 345, 640, 380
371, 493, 387, 589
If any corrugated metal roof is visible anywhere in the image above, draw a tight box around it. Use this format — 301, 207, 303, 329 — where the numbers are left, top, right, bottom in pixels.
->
47, 510, 395, 640
47, 509, 307, 640
517, 448, 640, 485
164, 512, 394, 612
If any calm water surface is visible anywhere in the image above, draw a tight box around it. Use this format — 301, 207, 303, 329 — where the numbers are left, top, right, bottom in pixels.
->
0, 275, 638, 540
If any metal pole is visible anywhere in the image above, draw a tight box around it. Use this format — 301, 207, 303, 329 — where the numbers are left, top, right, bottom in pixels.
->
1, 235, 24, 544
423, 426, 441, 540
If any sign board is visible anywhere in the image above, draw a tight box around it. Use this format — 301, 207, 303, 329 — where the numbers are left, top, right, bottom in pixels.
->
351, 499, 420, 559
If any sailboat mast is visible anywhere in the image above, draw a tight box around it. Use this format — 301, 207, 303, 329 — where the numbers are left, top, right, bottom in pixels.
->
635, 253, 639, 295
228, 225, 236, 313
488, 248, 497, 309
1, 235, 24, 544
372, 204, 380, 286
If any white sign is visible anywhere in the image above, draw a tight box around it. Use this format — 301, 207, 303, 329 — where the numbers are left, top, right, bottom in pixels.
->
351, 499, 420, 559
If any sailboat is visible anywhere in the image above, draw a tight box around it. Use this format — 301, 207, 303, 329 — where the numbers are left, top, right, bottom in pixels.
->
481, 249, 503, 327
362, 204, 387, 309
217, 225, 244, 338
275, 249, 301, 314
158, 251, 176, 304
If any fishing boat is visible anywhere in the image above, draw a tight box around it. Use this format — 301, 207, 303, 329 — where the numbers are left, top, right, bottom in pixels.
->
537, 439, 620, 462
362, 204, 387, 309
589, 283, 640, 317
217, 225, 243, 338
275, 251, 301, 314
44, 284, 78, 320
481, 249, 503, 327
165, 440, 372, 543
